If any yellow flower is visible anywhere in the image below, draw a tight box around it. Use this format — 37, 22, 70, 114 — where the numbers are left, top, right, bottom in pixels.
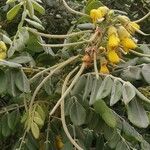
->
0, 41, 7, 52
121, 38, 137, 52
0, 52, 7, 60
108, 26, 120, 49
107, 50, 120, 64
100, 63, 109, 74
90, 9, 102, 23
117, 26, 130, 40
108, 34, 120, 49
126, 22, 140, 34
97, 6, 109, 17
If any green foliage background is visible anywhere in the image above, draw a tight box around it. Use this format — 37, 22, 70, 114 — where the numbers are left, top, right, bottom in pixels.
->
0, 0, 150, 150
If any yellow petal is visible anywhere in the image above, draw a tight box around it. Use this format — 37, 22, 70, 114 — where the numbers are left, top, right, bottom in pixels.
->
108, 34, 120, 49
90, 9, 102, 23
0, 41, 7, 52
107, 50, 120, 64
121, 38, 137, 52
100, 64, 109, 74
127, 22, 140, 33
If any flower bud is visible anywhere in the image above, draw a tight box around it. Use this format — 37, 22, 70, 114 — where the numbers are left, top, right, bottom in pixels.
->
117, 26, 130, 39
118, 15, 130, 24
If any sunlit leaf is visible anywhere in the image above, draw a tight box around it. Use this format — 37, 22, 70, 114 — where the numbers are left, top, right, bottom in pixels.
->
122, 82, 136, 105
96, 76, 113, 100
7, 3, 22, 21
31, 122, 40, 139
110, 79, 122, 106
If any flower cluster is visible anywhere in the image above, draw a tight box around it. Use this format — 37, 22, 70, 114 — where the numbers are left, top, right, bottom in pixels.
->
90, 6, 109, 23
0, 41, 7, 60
90, 7, 140, 74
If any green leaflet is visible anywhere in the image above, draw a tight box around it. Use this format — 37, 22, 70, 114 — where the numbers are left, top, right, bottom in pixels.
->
110, 79, 122, 106
70, 100, 86, 126
7, 3, 22, 21
141, 64, 150, 84
15, 69, 30, 93
25, 18, 45, 30
7, 110, 20, 130
96, 76, 113, 100
127, 98, 149, 128
0, 70, 7, 94
94, 100, 117, 128
32, 1, 45, 15
31, 122, 40, 139
26, 0, 34, 18
122, 82, 136, 105
89, 77, 102, 105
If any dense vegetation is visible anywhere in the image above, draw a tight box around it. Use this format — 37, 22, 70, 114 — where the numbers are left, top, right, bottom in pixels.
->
0, 0, 150, 150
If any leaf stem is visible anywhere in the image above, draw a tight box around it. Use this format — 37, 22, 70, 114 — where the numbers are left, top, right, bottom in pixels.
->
130, 50, 150, 58
61, 66, 83, 150
28, 28, 92, 39
39, 30, 98, 48
49, 63, 85, 116
62, 0, 89, 17
134, 11, 150, 23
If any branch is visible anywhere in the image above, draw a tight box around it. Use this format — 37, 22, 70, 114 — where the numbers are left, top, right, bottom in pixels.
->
39, 30, 99, 48
29, 55, 79, 110
30, 64, 58, 82
49, 63, 85, 116
62, 0, 89, 17
28, 28, 92, 39
60, 66, 83, 150
130, 50, 150, 58
134, 11, 150, 23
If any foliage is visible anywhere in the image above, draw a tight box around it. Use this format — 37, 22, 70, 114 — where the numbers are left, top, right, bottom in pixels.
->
0, 0, 150, 150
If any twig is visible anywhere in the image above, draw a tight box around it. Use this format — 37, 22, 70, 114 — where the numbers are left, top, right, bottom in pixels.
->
129, 50, 150, 58
29, 55, 79, 111
134, 11, 150, 23
28, 28, 92, 39
30, 64, 58, 82
62, 0, 89, 17
16, 130, 27, 150
0, 105, 24, 115
49, 63, 85, 116
61, 66, 83, 150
